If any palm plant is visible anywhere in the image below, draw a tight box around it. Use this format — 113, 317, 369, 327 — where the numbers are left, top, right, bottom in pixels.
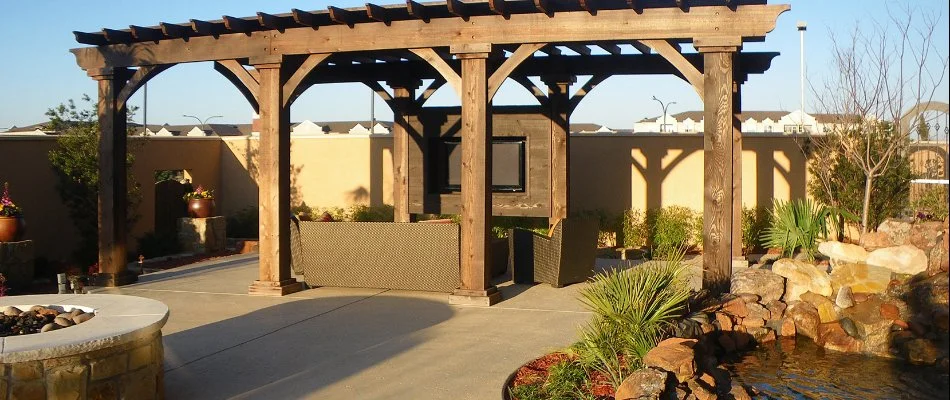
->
761, 198, 843, 259
575, 249, 691, 388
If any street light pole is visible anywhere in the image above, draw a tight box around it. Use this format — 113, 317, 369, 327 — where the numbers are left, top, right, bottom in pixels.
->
182, 114, 223, 134
651, 96, 677, 133
797, 21, 807, 133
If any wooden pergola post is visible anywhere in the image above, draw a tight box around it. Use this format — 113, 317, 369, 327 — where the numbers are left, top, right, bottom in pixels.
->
249, 58, 304, 296
388, 80, 421, 223
542, 75, 576, 227
90, 67, 137, 286
696, 39, 740, 293
732, 80, 744, 262
449, 44, 501, 306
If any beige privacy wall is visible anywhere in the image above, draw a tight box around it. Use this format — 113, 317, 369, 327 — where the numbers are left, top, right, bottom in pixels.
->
1, 133, 808, 261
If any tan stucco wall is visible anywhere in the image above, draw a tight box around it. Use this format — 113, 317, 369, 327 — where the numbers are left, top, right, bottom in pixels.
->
219, 136, 394, 216
0, 132, 820, 262
570, 133, 808, 214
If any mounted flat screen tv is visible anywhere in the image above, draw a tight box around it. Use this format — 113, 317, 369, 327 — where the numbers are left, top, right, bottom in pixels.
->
437, 137, 526, 192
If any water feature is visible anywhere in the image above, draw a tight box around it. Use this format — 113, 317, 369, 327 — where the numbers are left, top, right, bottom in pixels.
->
725, 337, 949, 399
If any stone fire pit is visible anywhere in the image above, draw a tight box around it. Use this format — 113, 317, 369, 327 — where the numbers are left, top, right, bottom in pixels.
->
0, 294, 168, 399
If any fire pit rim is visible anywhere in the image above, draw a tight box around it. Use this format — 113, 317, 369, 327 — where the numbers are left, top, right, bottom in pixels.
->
0, 293, 169, 364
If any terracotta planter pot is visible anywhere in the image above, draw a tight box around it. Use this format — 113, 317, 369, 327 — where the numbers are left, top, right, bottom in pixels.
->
188, 199, 215, 218
0, 216, 24, 242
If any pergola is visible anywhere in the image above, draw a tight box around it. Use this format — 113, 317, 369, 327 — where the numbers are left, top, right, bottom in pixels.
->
71, 0, 788, 304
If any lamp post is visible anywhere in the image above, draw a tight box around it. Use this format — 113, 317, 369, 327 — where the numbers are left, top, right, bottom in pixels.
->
651, 96, 676, 133
182, 114, 223, 133
797, 20, 807, 133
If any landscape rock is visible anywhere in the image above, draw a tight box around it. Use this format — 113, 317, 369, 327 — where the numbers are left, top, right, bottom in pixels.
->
835, 286, 855, 309
772, 259, 833, 301
779, 318, 797, 337
861, 319, 896, 357
746, 302, 771, 321
715, 312, 734, 331
830, 262, 893, 294
729, 384, 753, 400
800, 292, 839, 323
879, 302, 900, 320
718, 297, 749, 319
928, 238, 947, 275
866, 245, 928, 275
748, 327, 776, 343
765, 300, 787, 320
878, 219, 913, 246
905, 338, 940, 365
860, 231, 893, 250
818, 241, 868, 264
818, 321, 863, 353
643, 338, 697, 382
685, 378, 716, 400
786, 301, 820, 340
615, 368, 669, 400
731, 268, 785, 304
909, 221, 945, 251
841, 296, 885, 326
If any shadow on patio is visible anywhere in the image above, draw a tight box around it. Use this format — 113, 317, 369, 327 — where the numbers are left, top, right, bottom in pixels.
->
162, 294, 454, 399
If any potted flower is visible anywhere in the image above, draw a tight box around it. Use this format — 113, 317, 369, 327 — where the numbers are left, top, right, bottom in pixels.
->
0, 182, 24, 242
183, 184, 215, 218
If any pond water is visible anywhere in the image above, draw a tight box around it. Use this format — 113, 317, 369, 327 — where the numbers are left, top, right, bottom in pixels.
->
725, 337, 949, 400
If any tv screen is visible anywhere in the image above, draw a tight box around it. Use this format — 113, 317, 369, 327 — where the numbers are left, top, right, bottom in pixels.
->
440, 137, 526, 192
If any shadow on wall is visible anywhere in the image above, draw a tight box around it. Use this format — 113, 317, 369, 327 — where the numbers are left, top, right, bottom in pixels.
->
162, 295, 454, 398
218, 137, 308, 217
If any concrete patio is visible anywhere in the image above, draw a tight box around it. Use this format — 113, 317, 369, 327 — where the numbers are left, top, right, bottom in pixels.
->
91, 253, 609, 399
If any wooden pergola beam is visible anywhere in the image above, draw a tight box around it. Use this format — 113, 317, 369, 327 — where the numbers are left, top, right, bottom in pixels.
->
102, 28, 133, 43
534, 0, 553, 17
190, 19, 225, 36
291, 9, 320, 28
406, 0, 430, 22
328, 6, 356, 27
446, 0, 470, 20
366, 3, 392, 25
489, 0, 509, 18
73, 6, 789, 69
579, 0, 596, 15
257, 12, 296, 31
223, 15, 259, 33
129, 25, 163, 42
160, 22, 191, 39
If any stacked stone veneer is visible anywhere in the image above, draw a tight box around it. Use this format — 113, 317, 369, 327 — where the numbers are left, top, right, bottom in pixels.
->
178, 216, 226, 253
1, 330, 164, 400
0, 295, 168, 400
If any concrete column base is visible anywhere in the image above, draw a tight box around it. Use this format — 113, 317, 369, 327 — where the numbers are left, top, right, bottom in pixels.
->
248, 279, 304, 296
449, 287, 502, 306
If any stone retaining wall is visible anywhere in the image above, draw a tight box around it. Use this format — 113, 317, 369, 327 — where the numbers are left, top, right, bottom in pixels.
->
1, 330, 164, 400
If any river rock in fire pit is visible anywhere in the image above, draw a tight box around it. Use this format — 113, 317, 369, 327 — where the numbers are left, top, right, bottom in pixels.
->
1, 306, 21, 316
73, 312, 94, 324
54, 316, 74, 327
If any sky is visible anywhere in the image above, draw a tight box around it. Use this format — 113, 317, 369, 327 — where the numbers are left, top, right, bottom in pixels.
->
0, 0, 947, 131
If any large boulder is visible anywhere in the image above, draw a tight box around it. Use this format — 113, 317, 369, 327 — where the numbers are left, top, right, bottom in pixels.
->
786, 301, 821, 340
878, 218, 913, 246
830, 262, 893, 294
860, 231, 893, 250
615, 368, 669, 400
927, 231, 948, 275
772, 259, 833, 302
866, 245, 928, 275
909, 221, 945, 250
817, 321, 863, 353
643, 338, 697, 382
730, 269, 785, 304
818, 241, 869, 264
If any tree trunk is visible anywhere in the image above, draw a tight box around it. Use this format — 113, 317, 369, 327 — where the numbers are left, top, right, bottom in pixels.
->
861, 175, 873, 234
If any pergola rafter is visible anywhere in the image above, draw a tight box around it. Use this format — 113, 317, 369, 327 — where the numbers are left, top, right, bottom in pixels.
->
71, 0, 789, 303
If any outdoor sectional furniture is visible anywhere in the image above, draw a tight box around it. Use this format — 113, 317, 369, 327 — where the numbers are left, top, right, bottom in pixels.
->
508, 218, 600, 287
290, 221, 462, 292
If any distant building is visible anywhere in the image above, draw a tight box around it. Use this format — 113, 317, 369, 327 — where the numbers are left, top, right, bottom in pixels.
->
633, 110, 843, 134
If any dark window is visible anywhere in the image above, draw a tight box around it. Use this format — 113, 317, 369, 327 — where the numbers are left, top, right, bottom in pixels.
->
434, 137, 526, 193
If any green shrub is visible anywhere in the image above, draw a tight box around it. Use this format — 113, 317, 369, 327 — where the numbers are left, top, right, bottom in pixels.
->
226, 207, 259, 238
347, 204, 394, 222
508, 360, 593, 400
912, 186, 949, 220
761, 198, 831, 259
491, 216, 549, 239
314, 206, 347, 221
648, 206, 702, 258
575, 249, 690, 388
136, 231, 181, 259
621, 209, 648, 248
741, 206, 770, 254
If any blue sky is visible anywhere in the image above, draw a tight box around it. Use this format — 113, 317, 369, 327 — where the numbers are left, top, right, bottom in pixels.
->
0, 0, 947, 130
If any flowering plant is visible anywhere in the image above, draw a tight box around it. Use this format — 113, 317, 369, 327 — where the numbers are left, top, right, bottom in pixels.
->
183, 184, 215, 201
0, 183, 23, 217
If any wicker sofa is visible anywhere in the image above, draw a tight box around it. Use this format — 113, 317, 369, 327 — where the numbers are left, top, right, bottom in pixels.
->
508, 218, 600, 287
290, 221, 462, 292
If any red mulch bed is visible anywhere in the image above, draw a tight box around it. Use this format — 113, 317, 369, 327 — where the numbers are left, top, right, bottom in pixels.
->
509, 352, 616, 399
